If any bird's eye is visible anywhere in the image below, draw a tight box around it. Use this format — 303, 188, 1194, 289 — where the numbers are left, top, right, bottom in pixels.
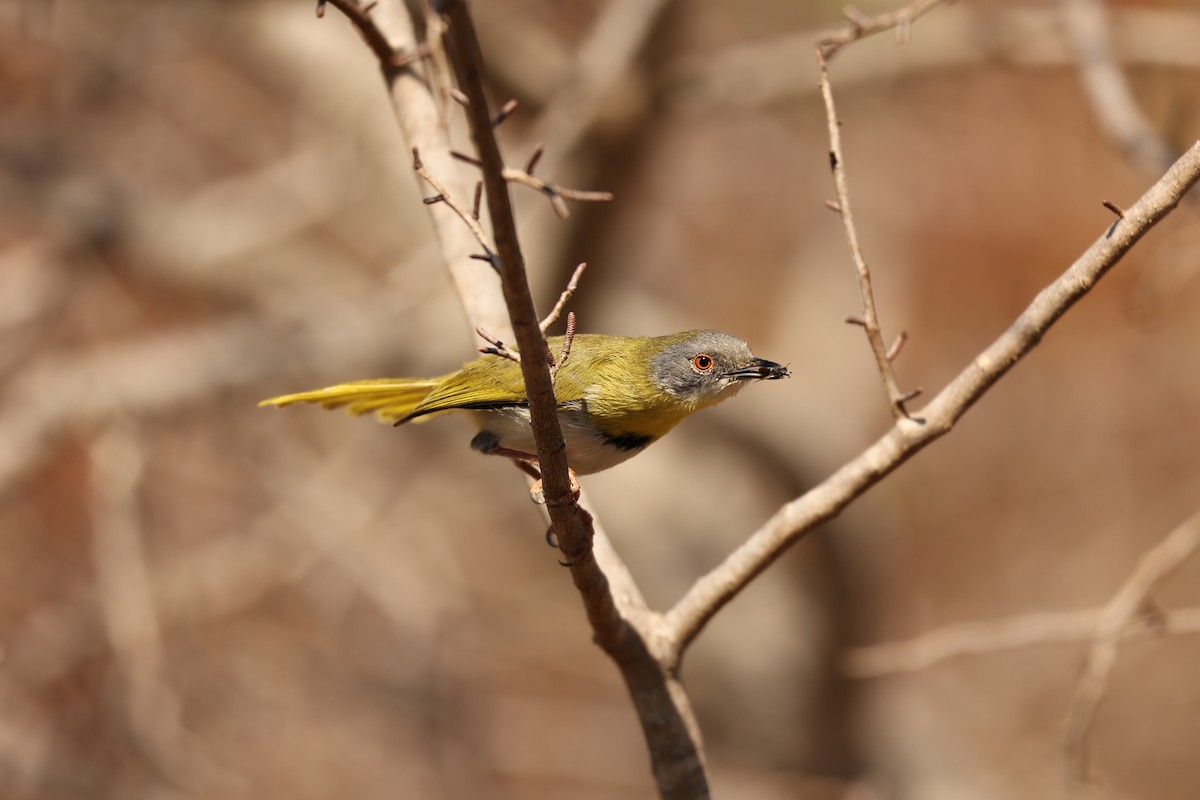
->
692, 354, 714, 372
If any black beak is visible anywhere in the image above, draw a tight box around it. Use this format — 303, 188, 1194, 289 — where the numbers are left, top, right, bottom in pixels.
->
727, 358, 790, 381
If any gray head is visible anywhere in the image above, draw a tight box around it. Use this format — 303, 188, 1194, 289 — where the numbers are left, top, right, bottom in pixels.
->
648, 330, 789, 408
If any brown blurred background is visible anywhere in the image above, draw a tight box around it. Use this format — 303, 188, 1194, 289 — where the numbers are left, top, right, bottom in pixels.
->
2, 0, 1199, 797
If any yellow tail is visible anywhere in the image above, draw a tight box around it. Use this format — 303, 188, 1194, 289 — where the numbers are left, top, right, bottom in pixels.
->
259, 377, 442, 423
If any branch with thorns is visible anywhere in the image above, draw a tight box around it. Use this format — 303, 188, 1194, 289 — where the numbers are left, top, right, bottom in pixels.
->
413, 147, 497, 267
820, 48, 920, 421
449, 147, 614, 220
477, 258, 585, 375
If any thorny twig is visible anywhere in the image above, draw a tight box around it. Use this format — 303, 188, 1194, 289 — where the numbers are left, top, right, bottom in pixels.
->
413, 148, 497, 265
665, 141, 1200, 662
475, 326, 520, 363
818, 48, 919, 420
452, 149, 614, 220
501, 166, 614, 220
540, 262, 587, 332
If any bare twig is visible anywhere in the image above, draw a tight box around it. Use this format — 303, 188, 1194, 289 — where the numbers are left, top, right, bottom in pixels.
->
549, 311, 577, 382
817, 0, 947, 60
846, 604, 1200, 679
667, 6, 1200, 115
818, 48, 916, 421
475, 326, 520, 363
413, 147, 496, 262
1065, 507, 1200, 786
454, 148, 615, 219
843, 508, 1200, 784
449, 149, 483, 167
540, 262, 587, 332
501, 166, 614, 220
665, 141, 1200, 659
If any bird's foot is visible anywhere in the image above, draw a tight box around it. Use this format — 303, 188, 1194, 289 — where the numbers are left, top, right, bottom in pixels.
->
528, 468, 580, 506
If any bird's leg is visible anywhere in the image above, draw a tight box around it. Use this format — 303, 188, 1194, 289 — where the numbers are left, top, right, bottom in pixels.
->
492, 451, 578, 505
471, 432, 580, 504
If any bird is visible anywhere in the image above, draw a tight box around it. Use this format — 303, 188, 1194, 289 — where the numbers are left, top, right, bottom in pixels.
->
259, 329, 788, 489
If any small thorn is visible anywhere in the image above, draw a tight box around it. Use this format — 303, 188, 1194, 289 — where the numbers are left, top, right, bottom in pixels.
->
449, 88, 469, 106
885, 331, 909, 362
844, 315, 867, 327
472, 181, 483, 220
898, 387, 923, 404
1101, 199, 1125, 219
492, 98, 519, 127
829, 151, 838, 170
451, 150, 483, 167
315, 0, 327, 18
525, 144, 545, 175
549, 194, 570, 219
422, 195, 444, 205
411, 147, 422, 170
825, 199, 842, 213
363, 1, 378, 11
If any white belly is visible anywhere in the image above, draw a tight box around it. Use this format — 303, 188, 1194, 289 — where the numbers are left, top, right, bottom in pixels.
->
466, 407, 648, 475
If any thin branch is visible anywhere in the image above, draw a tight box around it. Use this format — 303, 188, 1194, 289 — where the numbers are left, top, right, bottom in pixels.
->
817, 48, 915, 421
1065, 506, 1200, 786
817, 0, 947, 60
664, 140, 1200, 659
475, 326, 520, 363
501, 166, 614, 220
540, 262, 587, 332
454, 150, 615, 219
667, 7, 1200, 116
412, 147, 496, 262
846, 603, 1200, 679
438, 4, 707, 798
840, 508, 1200, 785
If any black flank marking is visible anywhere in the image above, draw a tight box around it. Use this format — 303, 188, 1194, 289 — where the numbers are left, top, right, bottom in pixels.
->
601, 431, 654, 452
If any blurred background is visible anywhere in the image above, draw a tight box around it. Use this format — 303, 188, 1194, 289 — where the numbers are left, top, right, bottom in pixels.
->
2, 0, 1199, 797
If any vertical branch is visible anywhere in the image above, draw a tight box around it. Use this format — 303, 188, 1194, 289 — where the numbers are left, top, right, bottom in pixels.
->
436, 3, 711, 798
817, 48, 916, 420
435, 0, 582, 546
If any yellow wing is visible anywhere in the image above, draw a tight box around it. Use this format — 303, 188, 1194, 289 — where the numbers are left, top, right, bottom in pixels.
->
259, 335, 598, 425
259, 378, 442, 423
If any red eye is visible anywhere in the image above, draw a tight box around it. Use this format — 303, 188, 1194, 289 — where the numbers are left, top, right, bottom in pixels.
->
692, 354, 714, 372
